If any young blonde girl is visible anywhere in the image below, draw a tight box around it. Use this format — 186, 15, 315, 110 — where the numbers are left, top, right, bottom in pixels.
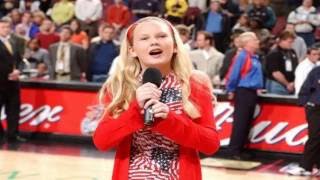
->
93, 17, 219, 180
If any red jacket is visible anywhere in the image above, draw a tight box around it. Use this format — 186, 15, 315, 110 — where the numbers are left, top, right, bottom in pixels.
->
93, 78, 220, 179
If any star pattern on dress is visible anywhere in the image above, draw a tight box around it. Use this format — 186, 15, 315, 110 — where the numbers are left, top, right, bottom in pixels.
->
151, 147, 178, 172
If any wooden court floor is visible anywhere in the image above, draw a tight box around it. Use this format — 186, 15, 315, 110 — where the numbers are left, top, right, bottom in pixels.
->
0, 150, 317, 180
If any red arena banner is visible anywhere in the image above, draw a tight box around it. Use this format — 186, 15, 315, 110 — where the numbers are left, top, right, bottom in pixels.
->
0, 87, 307, 154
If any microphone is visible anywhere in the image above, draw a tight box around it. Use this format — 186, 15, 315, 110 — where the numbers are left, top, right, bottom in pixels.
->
142, 68, 162, 126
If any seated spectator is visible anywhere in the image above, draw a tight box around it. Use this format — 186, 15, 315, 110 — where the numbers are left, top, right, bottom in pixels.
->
248, 16, 271, 44
16, 11, 32, 40
105, 0, 131, 36
75, 0, 102, 37
265, 30, 298, 95
51, 0, 74, 26
285, 23, 307, 62
9, 9, 21, 28
128, 0, 161, 20
188, 0, 207, 13
88, 25, 118, 82
29, 10, 45, 39
22, 38, 51, 74
232, 13, 250, 32
48, 25, 87, 81
165, 0, 188, 24
175, 24, 192, 51
294, 47, 320, 95
70, 19, 89, 49
189, 31, 224, 86
33, 61, 50, 80
247, 0, 276, 30
19, 0, 41, 13
0, 0, 17, 17
287, 0, 320, 47
182, 7, 204, 38
36, 19, 60, 49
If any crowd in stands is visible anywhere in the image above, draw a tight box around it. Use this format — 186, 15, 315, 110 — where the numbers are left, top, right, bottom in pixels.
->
0, 0, 320, 95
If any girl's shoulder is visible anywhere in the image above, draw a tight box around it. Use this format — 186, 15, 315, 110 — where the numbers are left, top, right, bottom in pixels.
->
190, 70, 213, 93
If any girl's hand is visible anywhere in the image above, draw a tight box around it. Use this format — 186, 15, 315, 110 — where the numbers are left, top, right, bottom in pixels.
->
136, 83, 162, 108
144, 99, 169, 119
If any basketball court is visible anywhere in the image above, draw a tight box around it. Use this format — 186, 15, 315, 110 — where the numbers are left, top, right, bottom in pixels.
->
0, 140, 317, 180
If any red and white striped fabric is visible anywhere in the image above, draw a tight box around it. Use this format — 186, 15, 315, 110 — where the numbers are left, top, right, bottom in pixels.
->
129, 73, 182, 180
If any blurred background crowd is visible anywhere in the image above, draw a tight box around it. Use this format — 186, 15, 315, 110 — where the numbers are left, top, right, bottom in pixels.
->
0, 0, 320, 96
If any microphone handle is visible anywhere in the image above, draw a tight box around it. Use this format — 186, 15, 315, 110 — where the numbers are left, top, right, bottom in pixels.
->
144, 106, 154, 126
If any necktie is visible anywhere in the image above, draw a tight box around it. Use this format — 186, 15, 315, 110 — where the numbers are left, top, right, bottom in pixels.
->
3, 40, 13, 55
59, 44, 66, 61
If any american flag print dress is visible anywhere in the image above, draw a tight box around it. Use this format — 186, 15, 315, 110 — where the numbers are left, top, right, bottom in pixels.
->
129, 73, 183, 180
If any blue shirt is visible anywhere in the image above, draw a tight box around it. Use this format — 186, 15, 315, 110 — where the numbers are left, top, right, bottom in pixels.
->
90, 41, 118, 75
205, 11, 222, 33
226, 50, 264, 92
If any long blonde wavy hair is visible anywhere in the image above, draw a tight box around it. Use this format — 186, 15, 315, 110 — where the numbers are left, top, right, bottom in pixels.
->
99, 17, 200, 119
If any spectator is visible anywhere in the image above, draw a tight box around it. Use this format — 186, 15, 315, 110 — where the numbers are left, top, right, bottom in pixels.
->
0, 0, 18, 17
175, 24, 192, 51
182, 7, 204, 39
232, 13, 250, 32
294, 47, 320, 95
128, 0, 161, 20
70, 19, 89, 49
165, 0, 188, 24
265, 30, 298, 95
88, 25, 118, 82
247, 0, 276, 30
219, 0, 241, 28
48, 25, 87, 81
39, 0, 52, 13
226, 32, 263, 160
105, 0, 132, 37
36, 19, 60, 49
75, 0, 102, 37
19, 0, 41, 13
29, 10, 46, 39
17, 11, 32, 40
188, 0, 207, 12
285, 23, 307, 62
9, 9, 21, 28
22, 38, 51, 76
287, 0, 320, 46
248, 17, 271, 45
189, 31, 224, 86
203, 0, 230, 53
50, 0, 74, 26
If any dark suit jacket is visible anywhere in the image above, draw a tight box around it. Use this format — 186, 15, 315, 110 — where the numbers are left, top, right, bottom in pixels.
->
0, 38, 21, 89
48, 42, 87, 80
10, 34, 27, 57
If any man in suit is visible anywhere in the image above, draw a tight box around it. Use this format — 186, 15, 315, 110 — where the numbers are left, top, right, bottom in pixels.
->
49, 25, 87, 81
189, 31, 224, 87
0, 19, 25, 143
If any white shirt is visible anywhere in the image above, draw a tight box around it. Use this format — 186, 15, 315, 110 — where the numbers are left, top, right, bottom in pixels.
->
201, 49, 210, 60
294, 58, 318, 95
75, 0, 102, 21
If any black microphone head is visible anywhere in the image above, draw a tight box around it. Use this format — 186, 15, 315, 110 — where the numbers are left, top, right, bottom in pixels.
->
142, 68, 162, 88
